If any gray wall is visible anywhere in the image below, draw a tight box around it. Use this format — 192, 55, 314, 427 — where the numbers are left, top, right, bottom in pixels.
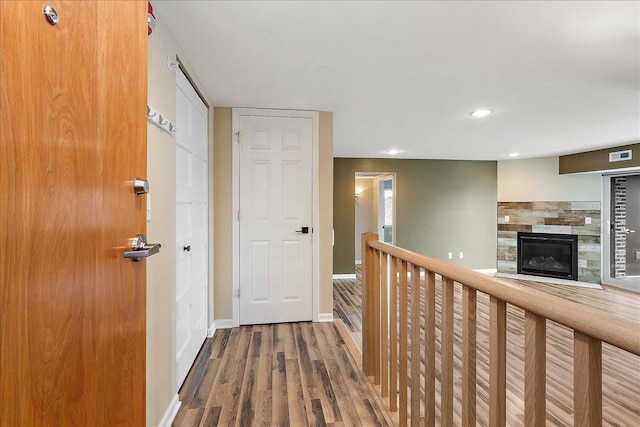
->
334, 158, 498, 274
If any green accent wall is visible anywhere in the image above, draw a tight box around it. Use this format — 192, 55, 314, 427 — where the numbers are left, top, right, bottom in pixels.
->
334, 158, 498, 274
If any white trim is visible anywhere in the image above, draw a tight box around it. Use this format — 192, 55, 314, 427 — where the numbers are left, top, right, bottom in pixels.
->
157, 394, 181, 427
333, 274, 357, 280
214, 319, 234, 329
232, 108, 320, 326
473, 268, 498, 275
207, 322, 215, 338
354, 259, 362, 265
317, 313, 334, 322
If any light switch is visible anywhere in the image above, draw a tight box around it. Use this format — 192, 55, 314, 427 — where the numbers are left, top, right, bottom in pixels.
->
505, 215, 510, 223
459, 252, 464, 259
585, 216, 591, 225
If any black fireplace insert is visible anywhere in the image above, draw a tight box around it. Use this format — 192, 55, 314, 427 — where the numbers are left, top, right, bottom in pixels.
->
517, 232, 578, 280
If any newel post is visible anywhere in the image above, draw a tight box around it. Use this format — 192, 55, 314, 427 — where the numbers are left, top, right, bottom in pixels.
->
361, 231, 378, 376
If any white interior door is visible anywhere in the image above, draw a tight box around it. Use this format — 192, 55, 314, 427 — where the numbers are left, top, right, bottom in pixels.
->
175, 69, 208, 387
238, 114, 313, 325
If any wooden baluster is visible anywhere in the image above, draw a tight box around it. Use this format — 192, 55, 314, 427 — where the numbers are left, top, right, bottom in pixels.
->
361, 232, 378, 376
373, 248, 381, 385
410, 264, 421, 427
399, 260, 409, 427
462, 285, 477, 427
524, 311, 546, 427
381, 252, 389, 397
441, 277, 455, 426
424, 271, 436, 427
574, 332, 602, 427
490, 296, 507, 427
389, 256, 398, 412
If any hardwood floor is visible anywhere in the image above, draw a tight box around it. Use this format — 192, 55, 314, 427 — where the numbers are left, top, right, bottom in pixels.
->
333, 267, 640, 426
172, 321, 395, 426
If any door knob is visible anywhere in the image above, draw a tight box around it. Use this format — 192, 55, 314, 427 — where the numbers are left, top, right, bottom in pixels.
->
124, 234, 161, 261
183, 245, 191, 252
133, 177, 150, 196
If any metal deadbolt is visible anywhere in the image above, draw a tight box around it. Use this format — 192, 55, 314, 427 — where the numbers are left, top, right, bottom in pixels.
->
43, 5, 59, 25
133, 178, 150, 196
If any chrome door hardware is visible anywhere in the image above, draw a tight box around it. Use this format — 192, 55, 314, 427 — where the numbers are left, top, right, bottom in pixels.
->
133, 178, 150, 196
124, 234, 161, 261
43, 5, 59, 25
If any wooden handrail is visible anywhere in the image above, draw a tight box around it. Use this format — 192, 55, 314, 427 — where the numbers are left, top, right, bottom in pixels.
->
361, 231, 640, 427
366, 237, 640, 355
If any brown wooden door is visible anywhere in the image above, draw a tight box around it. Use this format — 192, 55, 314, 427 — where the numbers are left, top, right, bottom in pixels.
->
0, 1, 148, 425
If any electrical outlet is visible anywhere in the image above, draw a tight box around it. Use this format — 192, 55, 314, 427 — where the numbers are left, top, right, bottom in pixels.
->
459, 252, 464, 259
579, 259, 588, 268
585, 216, 591, 225
448, 252, 453, 259
504, 215, 510, 223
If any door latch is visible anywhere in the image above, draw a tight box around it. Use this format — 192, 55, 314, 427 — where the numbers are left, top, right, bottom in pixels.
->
124, 234, 161, 261
295, 227, 309, 234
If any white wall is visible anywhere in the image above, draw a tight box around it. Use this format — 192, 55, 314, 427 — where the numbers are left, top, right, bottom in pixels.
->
354, 178, 376, 261
498, 156, 601, 202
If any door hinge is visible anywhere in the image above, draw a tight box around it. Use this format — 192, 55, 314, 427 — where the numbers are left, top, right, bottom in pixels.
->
236, 131, 241, 143
236, 287, 241, 298
237, 210, 241, 221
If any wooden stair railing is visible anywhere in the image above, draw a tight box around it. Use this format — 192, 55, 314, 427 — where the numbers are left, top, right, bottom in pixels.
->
361, 232, 640, 427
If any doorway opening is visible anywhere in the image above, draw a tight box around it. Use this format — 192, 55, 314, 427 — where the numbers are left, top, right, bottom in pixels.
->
603, 173, 640, 292
354, 172, 396, 264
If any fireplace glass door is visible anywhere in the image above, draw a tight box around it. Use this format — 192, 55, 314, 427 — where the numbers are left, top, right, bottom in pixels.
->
518, 232, 578, 280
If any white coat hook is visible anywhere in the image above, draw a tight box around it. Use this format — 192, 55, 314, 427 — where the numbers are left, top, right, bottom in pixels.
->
167, 57, 180, 72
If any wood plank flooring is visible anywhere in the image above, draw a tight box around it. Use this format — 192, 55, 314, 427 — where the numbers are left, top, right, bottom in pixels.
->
172, 321, 395, 427
333, 267, 640, 426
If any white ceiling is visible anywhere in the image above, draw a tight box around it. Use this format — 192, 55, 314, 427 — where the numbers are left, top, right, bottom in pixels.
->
152, 1, 639, 160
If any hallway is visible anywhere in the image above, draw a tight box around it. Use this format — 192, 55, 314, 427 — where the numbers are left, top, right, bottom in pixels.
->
172, 322, 395, 426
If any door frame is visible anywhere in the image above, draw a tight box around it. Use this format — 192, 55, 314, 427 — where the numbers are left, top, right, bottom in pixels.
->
232, 108, 320, 326
602, 170, 640, 292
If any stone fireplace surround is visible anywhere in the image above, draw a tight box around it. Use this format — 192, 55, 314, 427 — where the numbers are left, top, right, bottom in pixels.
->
497, 201, 601, 284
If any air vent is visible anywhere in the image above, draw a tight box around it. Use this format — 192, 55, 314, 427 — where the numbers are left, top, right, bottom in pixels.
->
609, 149, 632, 162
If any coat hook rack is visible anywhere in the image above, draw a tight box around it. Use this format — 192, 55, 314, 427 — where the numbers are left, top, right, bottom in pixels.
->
147, 104, 176, 135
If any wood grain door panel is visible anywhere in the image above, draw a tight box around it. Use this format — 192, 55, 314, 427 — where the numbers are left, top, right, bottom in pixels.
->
0, 1, 147, 424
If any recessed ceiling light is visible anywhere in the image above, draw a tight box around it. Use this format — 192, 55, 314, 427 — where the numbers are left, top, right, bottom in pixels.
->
470, 109, 492, 118
385, 149, 401, 155
509, 152, 520, 158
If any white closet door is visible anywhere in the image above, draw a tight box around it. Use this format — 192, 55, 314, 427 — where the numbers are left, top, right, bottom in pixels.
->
175, 69, 208, 387
238, 114, 313, 325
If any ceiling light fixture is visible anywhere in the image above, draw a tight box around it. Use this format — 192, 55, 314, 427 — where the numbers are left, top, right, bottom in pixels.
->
470, 109, 492, 118
509, 152, 520, 158
385, 149, 401, 155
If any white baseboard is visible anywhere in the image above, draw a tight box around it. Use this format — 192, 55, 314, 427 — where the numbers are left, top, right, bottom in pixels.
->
317, 313, 334, 322
333, 274, 356, 279
157, 394, 181, 427
355, 260, 362, 265
474, 268, 498, 275
214, 319, 233, 329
